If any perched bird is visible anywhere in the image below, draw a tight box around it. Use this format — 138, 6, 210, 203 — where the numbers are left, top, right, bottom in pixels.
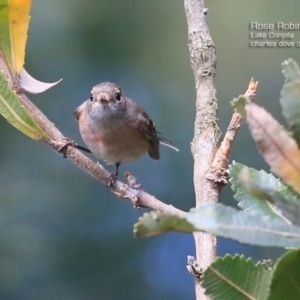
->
74, 82, 178, 185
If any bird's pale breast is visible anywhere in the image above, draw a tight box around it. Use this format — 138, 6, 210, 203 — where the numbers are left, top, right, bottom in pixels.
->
79, 110, 149, 164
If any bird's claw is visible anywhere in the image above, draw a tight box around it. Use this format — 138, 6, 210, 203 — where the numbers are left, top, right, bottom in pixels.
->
106, 171, 118, 187
58, 138, 76, 158
58, 138, 91, 158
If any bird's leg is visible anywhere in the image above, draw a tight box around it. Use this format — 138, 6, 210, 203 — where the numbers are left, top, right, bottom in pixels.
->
58, 138, 92, 158
74, 144, 92, 154
107, 162, 120, 187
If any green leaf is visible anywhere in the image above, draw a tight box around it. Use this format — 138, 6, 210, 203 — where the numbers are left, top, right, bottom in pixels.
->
0, 1, 11, 69
229, 162, 286, 221
133, 211, 195, 237
269, 191, 300, 226
202, 254, 273, 300
268, 250, 300, 300
186, 203, 300, 248
135, 203, 300, 248
0, 70, 47, 140
231, 95, 250, 120
229, 162, 300, 225
280, 59, 300, 146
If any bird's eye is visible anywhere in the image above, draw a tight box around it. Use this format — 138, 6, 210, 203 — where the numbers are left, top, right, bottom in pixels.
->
90, 93, 93, 101
115, 90, 122, 101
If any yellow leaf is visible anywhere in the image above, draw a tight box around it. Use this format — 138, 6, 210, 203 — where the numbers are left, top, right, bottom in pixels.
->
246, 103, 300, 194
0, 0, 31, 72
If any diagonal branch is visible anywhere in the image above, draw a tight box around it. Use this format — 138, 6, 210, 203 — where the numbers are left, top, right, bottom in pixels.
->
0, 56, 185, 218
21, 90, 185, 216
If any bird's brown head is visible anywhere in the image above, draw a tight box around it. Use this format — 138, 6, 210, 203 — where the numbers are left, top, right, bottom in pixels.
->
86, 82, 127, 118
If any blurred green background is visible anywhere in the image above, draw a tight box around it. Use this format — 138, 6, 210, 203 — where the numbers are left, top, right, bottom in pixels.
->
0, 0, 300, 299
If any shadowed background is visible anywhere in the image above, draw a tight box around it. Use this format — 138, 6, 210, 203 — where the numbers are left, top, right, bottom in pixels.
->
0, 0, 299, 299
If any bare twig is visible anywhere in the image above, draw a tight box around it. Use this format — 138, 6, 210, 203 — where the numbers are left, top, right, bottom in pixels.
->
208, 79, 258, 184
184, 1, 221, 299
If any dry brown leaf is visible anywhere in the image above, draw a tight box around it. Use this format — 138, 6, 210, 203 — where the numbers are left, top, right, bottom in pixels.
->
246, 103, 300, 194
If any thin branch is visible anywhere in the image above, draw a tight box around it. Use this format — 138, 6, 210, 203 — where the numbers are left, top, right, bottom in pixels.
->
208, 79, 258, 184
0, 58, 186, 217
184, 1, 221, 299
25, 93, 186, 216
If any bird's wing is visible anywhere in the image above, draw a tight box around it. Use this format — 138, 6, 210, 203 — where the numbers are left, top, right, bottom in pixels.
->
127, 98, 160, 160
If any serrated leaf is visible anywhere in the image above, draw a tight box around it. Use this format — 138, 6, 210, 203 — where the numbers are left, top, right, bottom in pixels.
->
133, 211, 195, 237
268, 192, 300, 226
230, 162, 300, 225
135, 203, 300, 247
268, 249, 300, 300
0, 70, 47, 139
202, 254, 273, 300
261, 259, 275, 270
0, 0, 31, 72
186, 203, 300, 248
280, 59, 300, 146
246, 103, 300, 195
229, 162, 286, 221
231, 95, 249, 120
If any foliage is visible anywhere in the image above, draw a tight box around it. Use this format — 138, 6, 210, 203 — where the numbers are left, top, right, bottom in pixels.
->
135, 59, 300, 299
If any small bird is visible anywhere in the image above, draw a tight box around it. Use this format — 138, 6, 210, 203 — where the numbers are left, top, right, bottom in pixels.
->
74, 82, 178, 185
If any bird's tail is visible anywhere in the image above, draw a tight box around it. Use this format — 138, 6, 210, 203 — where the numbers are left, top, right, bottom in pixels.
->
159, 138, 179, 152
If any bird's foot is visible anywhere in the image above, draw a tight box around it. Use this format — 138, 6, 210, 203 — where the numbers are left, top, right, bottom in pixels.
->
106, 171, 118, 187
58, 138, 91, 158
57, 138, 76, 158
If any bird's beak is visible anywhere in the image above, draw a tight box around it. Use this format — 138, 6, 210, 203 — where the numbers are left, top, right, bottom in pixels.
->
97, 93, 110, 104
